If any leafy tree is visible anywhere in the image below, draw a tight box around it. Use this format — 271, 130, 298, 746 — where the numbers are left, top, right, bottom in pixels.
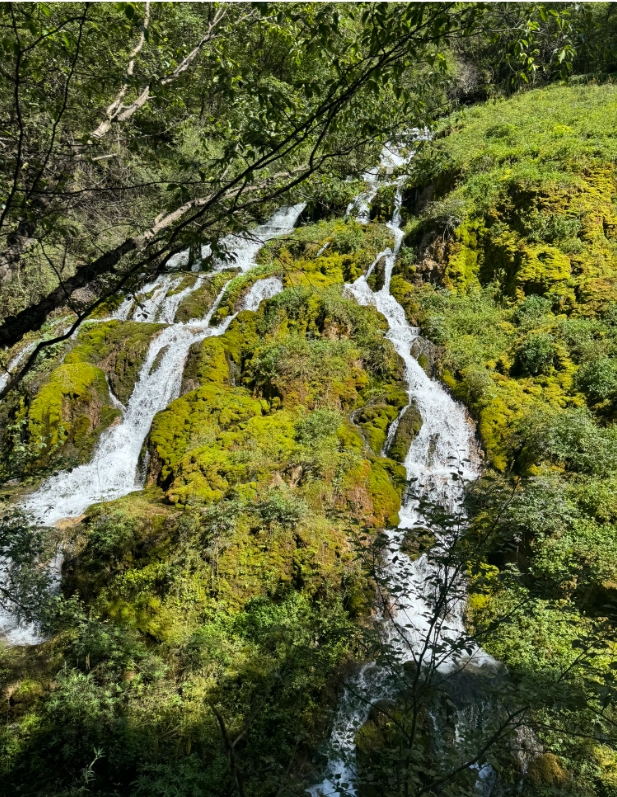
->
0, 1, 578, 398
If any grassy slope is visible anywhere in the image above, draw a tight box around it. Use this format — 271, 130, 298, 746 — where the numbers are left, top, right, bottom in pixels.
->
389, 84, 617, 793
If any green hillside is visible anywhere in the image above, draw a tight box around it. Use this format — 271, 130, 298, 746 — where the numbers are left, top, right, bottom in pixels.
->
3, 81, 617, 797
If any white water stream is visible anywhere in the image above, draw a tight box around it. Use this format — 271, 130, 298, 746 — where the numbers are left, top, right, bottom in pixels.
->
310, 156, 498, 797
0, 205, 303, 644
2, 144, 499, 790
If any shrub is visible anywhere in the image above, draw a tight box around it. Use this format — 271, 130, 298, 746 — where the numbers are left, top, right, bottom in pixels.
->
524, 408, 617, 476
515, 332, 557, 376
513, 294, 553, 326
256, 486, 308, 529
575, 357, 617, 404
295, 408, 341, 443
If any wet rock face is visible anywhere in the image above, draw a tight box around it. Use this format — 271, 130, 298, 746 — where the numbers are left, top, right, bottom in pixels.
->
388, 400, 423, 463
366, 254, 387, 292
354, 387, 409, 455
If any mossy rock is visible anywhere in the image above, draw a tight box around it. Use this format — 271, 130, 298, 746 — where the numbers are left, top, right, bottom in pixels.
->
9, 678, 46, 707
258, 218, 395, 282
370, 185, 397, 223
7, 320, 166, 478
366, 254, 387, 292
400, 526, 436, 560
23, 361, 120, 474
174, 270, 235, 322
527, 753, 568, 787
388, 401, 423, 463
181, 336, 232, 394
67, 319, 165, 405
209, 264, 280, 325
367, 458, 406, 527
355, 387, 408, 455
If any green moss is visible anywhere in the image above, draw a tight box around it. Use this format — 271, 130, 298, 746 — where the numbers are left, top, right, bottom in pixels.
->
4, 320, 165, 478
145, 283, 406, 535
255, 218, 395, 290
24, 361, 119, 474
388, 400, 423, 463
367, 458, 405, 527
370, 185, 397, 222
355, 387, 409, 455
67, 320, 164, 404
181, 337, 231, 394
209, 264, 279, 325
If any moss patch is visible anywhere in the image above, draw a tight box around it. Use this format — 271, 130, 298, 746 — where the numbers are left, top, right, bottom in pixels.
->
388, 400, 423, 463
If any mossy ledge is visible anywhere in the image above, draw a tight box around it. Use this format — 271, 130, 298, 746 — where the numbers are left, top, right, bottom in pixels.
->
0, 320, 163, 480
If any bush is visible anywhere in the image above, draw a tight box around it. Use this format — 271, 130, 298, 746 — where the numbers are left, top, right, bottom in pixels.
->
525, 408, 617, 476
575, 357, 617, 404
515, 332, 557, 376
295, 408, 341, 443
513, 294, 553, 326
256, 486, 308, 529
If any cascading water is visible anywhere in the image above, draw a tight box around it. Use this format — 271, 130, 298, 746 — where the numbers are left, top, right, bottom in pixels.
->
0, 343, 36, 393
0, 205, 304, 645
310, 154, 498, 797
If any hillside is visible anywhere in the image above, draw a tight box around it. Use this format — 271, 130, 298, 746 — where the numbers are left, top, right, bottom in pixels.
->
3, 79, 617, 797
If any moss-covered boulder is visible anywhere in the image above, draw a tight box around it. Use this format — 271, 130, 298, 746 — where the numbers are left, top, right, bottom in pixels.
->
146, 285, 407, 530
23, 360, 120, 474
366, 254, 387, 292
354, 387, 409, 455
253, 217, 396, 291
388, 401, 423, 462
528, 753, 568, 788
1, 320, 164, 479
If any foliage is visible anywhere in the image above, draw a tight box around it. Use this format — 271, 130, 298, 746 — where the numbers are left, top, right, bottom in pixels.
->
0, 501, 57, 630
385, 82, 617, 795
0, 242, 408, 795
3, 11, 617, 797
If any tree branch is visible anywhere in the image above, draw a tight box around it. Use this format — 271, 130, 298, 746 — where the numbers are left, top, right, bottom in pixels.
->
91, 2, 151, 139
91, 4, 232, 138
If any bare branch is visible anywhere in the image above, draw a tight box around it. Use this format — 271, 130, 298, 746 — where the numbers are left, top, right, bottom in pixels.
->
91, 4, 231, 138
91, 2, 150, 139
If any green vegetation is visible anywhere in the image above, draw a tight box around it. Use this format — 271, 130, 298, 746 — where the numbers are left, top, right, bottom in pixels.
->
0, 240, 411, 795
5, 2, 617, 792
0, 320, 163, 481
384, 83, 617, 793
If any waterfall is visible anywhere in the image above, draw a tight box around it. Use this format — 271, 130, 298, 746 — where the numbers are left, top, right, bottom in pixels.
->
310, 152, 498, 797
0, 205, 303, 645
